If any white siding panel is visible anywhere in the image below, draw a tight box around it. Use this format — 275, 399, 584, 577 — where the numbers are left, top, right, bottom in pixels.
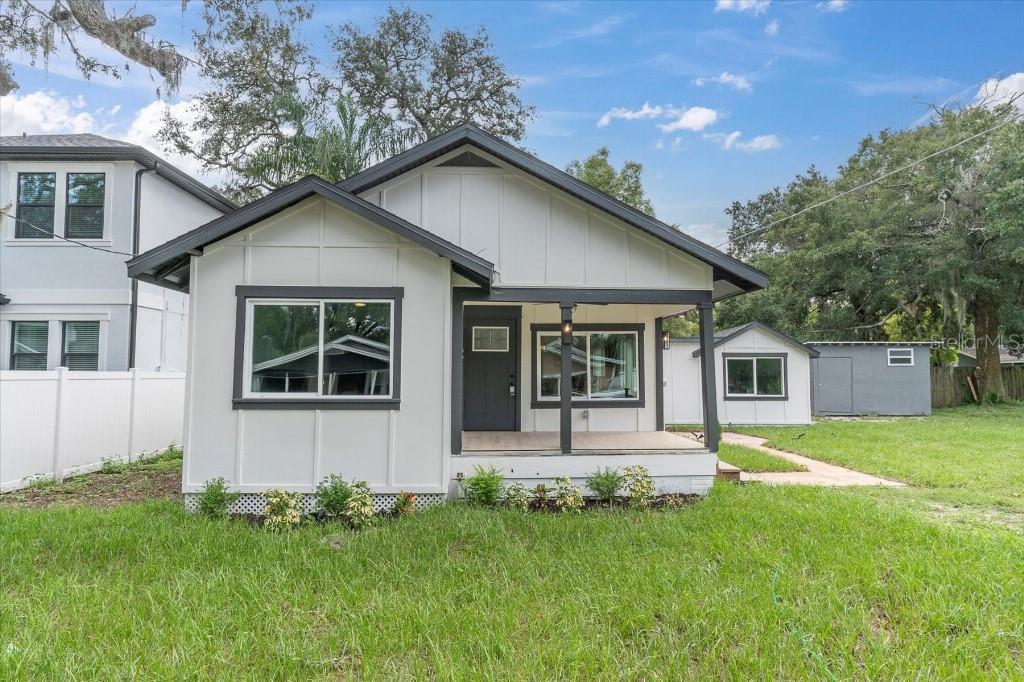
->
240, 411, 316, 485
319, 247, 397, 287
382, 176, 421, 225
460, 174, 501, 262
627, 235, 668, 287
324, 204, 398, 246
667, 252, 712, 289
547, 197, 588, 285
248, 246, 319, 285
319, 411, 390, 486
249, 201, 321, 245
424, 173, 462, 244
499, 176, 548, 284
586, 216, 628, 285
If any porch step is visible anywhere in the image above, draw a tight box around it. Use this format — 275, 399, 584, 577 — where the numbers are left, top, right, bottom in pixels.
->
716, 461, 741, 482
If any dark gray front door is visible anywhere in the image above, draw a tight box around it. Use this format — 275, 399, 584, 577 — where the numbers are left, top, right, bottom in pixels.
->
815, 357, 854, 414
463, 307, 520, 431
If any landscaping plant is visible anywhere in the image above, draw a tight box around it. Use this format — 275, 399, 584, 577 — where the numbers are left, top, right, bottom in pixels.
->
196, 477, 239, 519
345, 481, 375, 528
503, 481, 531, 512
463, 466, 504, 507
393, 490, 417, 516
586, 467, 624, 507
532, 483, 549, 510
553, 477, 584, 514
622, 465, 655, 508
314, 475, 353, 518
263, 489, 304, 531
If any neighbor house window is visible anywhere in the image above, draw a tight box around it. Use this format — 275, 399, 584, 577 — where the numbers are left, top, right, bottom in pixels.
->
887, 348, 914, 366
245, 298, 396, 399
16, 172, 56, 238
724, 355, 785, 398
61, 321, 100, 371
535, 329, 640, 403
65, 173, 106, 239
10, 321, 48, 370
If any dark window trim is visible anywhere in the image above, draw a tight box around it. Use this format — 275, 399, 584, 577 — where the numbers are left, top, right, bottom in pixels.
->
722, 352, 788, 401
15, 171, 56, 239
529, 322, 646, 409
60, 320, 100, 371
64, 171, 106, 239
9, 320, 49, 370
232, 285, 403, 410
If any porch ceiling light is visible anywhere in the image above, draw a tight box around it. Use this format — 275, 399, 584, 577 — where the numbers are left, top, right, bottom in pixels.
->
354, 302, 366, 307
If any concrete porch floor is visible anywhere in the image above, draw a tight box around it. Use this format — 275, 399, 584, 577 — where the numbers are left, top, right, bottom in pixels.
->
462, 430, 704, 453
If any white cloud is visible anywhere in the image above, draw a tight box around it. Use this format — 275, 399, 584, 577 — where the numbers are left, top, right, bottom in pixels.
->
765, 19, 780, 36
704, 130, 781, 152
714, 0, 771, 15
597, 101, 664, 127
816, 0, 848, 12
0, 90, 96, 135
536, 15, 626, 47
852, 76, 954, 96
694, 71, 753, 92
658, 106, 719, 133
120, 99, 223, 181
973, 73, 1024, 112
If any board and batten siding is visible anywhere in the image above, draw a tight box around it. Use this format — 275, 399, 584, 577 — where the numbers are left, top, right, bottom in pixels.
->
183, 197, 452, 494
665, 327, 813, 425
361, 146, 714, 291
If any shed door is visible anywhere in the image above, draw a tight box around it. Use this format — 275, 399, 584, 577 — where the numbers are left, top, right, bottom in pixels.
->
815, 357, 854, 414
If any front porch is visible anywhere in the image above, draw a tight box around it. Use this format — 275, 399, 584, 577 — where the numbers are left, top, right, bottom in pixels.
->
461, 430, 704, 455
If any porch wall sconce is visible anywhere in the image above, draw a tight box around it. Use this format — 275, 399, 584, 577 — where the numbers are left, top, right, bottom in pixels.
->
561, 320, 574, 344
662, 331, 671, 351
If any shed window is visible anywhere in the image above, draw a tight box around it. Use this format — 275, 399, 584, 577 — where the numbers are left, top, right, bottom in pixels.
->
61, 321, 99, 371
887, 348, 914, 366
65, 173, 105, 239
472, 326, 509, 352
537, 331, 639, 401
725, 356, 785, 398
16, 172, 56, 238
246, 299, 395, 399
10, 321, 48, 370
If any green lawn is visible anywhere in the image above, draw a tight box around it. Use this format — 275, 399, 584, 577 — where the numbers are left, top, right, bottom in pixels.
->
718, 442, 806, 473
2, 485, 1023, 679
731, 405, 1024, 519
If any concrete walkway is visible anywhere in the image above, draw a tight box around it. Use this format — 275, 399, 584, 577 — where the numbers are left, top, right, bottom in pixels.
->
722, 433, 906, 487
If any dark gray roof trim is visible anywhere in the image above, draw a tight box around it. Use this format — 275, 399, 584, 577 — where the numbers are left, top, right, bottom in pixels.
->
686, 321, 819, 358
807, 341, 937, 347
339, 124, 768, 293
126, 175, 494, 292
1, 135, 234, 213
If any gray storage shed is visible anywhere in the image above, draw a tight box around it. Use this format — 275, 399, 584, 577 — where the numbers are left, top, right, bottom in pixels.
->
808, 342, 933, 416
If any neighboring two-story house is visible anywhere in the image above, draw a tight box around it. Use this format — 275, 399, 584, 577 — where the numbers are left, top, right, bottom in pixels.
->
0, 134, 233, 371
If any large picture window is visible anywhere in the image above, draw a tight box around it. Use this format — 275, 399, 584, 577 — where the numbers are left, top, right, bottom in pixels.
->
236, 287, 402, 408
724, 355, 786, 399
533, 325, 642, 406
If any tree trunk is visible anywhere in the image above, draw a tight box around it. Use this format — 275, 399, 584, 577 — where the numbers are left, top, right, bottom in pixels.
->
973, 295, 1005, 399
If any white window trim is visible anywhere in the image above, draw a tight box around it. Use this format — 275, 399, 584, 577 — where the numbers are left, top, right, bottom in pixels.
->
4, 162, 114, 244
471, 325, 510, 352
724, 356, 786, 398
887, 348, 915, 366
242, 298, 395, 401
535, 330, 640, 402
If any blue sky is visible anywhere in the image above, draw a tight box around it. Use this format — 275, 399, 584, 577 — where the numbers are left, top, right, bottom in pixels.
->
2, 0, 1022, 244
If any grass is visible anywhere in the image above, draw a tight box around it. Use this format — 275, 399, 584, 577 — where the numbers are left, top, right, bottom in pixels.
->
718, 442, 806, 473
1, 485, 1023, 679
731, 405, 1024, 520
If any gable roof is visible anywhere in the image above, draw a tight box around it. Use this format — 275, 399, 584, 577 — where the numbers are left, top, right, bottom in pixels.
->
678, 321, 819, 357
1, 134, 234, 213
126, 175, 494, 291
339, 124, 767, 295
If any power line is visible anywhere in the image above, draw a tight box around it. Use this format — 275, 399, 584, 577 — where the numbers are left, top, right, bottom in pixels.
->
0, 210, 134, 257
715, 108, 1024, 250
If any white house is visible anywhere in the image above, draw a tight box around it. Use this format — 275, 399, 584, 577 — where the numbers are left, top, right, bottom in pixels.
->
127, 125, 767, 509
665, 322, 816, 426
0, 134, 233, 372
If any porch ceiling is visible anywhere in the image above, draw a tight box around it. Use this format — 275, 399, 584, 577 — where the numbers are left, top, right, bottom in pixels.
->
461, 430, 704, 453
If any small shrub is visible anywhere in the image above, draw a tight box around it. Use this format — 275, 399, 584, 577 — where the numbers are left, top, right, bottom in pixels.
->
344, 481, 374, 528
553, 476, 584, 514
622, 465, 655, 508
586, 467, 624, 507
503, 481, 531, 512
393, 490, 417, 516
663, 494, 688, 509
463, 466, 504, 507
196, 477, 239, 519
263, 489, 304, 531
532, 483, 549, 510
315, 475, 352, 518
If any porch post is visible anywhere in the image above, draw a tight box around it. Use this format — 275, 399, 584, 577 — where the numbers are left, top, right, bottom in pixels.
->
654, 316, 665, 431
697, 302, 720, 453
559, 303, 573, 454
451, 290, 464, 455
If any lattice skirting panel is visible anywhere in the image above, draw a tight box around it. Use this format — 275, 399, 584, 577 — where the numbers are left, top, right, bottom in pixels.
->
183, 492, 448, 515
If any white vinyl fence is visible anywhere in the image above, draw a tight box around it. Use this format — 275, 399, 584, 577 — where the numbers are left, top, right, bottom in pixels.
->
1, 369, 185, 492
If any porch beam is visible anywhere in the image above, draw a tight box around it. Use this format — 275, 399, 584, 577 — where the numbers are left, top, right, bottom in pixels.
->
560, 303, 573, 454
697, 302, 720, 453
459, 287, 712, 306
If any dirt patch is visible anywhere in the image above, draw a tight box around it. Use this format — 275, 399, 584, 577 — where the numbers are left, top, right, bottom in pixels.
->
0, 455, 182, 509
